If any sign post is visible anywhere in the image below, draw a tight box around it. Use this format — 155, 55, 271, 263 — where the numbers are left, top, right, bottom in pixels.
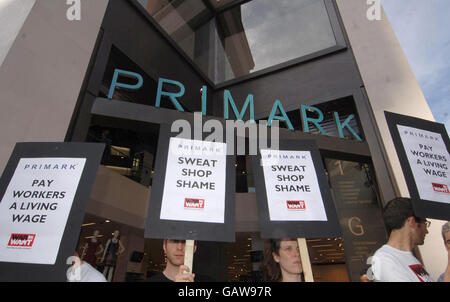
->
297, 238, 314, 282
184, 239, 195, 274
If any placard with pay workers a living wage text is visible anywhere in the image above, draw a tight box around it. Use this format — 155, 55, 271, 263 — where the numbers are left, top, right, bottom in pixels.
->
0, 158, 86, 265
397, 125, 449, 204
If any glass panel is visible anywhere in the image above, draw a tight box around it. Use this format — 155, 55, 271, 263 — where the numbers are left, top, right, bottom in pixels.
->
138, 0, 337, 84
324, 159, 388, 282
215, 0, 336, 82
138, 0, 214, 62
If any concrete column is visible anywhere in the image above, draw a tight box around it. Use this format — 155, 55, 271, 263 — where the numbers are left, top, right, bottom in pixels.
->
335, 0, 446, 280
0, 0, 109, 173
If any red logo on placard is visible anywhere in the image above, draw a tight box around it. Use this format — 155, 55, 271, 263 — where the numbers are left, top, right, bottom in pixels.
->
184, 198, 205, 209
287, 200, 306, 210
432, 183, 450, 194
8, 234, 36, 248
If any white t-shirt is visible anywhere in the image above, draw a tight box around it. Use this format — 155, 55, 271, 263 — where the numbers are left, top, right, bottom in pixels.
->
67, 262, 107, 282
370, 245, 433, 282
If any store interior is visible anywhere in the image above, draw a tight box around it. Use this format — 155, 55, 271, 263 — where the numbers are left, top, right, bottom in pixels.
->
76, 212, 349, 282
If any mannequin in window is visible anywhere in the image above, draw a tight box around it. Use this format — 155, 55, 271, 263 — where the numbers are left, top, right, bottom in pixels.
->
100, 230, 125, 282
81, 230, 104, 267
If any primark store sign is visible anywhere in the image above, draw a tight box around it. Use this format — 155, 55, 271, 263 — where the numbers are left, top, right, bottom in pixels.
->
107, 69, 363, 142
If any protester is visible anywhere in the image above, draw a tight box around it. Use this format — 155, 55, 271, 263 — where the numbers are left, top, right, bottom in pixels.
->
437, 222, 450, 282
368, 197, 433, 282
146, 239, 213, 282
260, 238, 304, 282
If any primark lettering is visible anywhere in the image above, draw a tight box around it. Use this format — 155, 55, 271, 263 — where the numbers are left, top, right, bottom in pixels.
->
108, 69, 363, 142
24, 163, 78, 170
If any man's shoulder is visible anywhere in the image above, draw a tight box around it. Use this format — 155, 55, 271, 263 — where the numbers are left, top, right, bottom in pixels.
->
82, 262, 107, 282
373, 244, 409, 259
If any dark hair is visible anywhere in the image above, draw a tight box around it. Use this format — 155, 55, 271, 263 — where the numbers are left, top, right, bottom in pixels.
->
260, 239, 283, 282
382, 197, 416, 233
260, 239, 304, 282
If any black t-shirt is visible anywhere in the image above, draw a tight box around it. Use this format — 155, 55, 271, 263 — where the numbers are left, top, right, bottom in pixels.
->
145, 272, 214, 282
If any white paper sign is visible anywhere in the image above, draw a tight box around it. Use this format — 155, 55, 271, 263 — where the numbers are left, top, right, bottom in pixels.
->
397, 125, 450, 203
0, 158, 86, 264
260, 149, 328, 221
159, 138, 227, 223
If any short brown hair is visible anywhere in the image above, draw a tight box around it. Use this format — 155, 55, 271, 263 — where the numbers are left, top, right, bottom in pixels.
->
382, 197, 417, 233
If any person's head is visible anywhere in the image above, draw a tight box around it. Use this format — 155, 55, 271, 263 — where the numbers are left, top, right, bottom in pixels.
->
162, 239, 197, 268
442, 222, 450, 252
261, 238, 303, 282
383, 197, 429, 245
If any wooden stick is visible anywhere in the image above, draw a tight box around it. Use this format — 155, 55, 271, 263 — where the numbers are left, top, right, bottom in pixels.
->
184, 240, 195, 275
297, 238, 314, 282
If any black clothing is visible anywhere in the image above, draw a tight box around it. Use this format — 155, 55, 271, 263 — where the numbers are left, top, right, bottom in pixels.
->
145, 272, 215, 282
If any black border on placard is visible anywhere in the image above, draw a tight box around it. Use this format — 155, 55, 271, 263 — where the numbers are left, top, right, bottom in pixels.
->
0, 142, 105, 281
252, 139, 342, 239
385, 111, 450, 220
144, 124, 236, 242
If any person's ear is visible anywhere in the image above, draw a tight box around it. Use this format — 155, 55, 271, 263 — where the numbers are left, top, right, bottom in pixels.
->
272, 252, 280, 263
162, 240, 167, 254
406, 217, 416, 228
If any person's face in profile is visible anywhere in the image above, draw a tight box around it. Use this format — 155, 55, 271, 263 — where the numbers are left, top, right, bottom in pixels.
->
412, 217, 429, 246
444, 231, 450, 252
273, 239, 303, 277
164, 240, 187, 266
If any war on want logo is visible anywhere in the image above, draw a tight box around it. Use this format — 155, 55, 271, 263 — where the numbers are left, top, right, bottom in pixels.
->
409, 264, 433, 282
286, 200, 306, 210
184, 198, 205, 209
432, 183, 450, 194
8, 234, 36, 248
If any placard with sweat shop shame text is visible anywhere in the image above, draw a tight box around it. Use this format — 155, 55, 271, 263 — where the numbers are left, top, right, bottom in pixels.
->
252, 139, 341, 239
145, 124, 235, 242
160, 137, 227, 223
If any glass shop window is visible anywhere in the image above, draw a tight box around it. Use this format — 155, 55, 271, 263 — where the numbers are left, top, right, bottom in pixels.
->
138, 0, 338, 84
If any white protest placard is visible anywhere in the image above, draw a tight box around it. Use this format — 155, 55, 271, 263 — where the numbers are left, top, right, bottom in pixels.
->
260, 149, 328, 221
159, 137, 227, 223
0, 157, 86, 265
397, 125, 450, 204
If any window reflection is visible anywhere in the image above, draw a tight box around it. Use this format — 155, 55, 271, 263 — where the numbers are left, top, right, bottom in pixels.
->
138, 0, 338, 84
227, 0, 336, 75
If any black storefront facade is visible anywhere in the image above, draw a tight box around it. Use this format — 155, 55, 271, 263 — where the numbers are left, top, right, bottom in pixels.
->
59, 0, 397, 282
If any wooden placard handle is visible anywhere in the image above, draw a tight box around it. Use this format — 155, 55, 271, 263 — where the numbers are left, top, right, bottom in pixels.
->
297, 238, 314, 282
184, 240, 195, 274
